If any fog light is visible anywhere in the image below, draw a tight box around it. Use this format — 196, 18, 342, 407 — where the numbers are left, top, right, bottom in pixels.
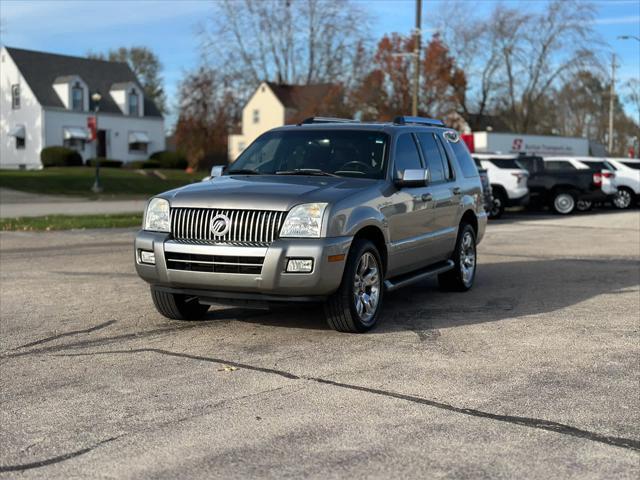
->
140, 250, 156, 265
286, 258, 313, 273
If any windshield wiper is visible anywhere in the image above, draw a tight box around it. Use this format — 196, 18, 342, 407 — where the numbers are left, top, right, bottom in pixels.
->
275, 169, 339, 177
227, 169, 261, 175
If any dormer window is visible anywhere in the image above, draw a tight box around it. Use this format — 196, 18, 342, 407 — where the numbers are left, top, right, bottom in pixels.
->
71, 83, 84, 111
129, 89, 139, 116
11, 85, 20, 109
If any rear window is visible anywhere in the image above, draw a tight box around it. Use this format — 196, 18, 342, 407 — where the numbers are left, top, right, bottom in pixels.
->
448, 140, 478, 178
621, 162, 640, 170
487, 158, 522, 169
581, 161, 616, 171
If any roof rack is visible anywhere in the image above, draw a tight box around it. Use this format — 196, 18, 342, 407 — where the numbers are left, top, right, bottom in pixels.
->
298, 117, 358, 125
393, 116, 446, 127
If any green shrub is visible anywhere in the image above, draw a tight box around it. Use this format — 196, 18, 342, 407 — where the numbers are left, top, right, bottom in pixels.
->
149, 150, 188, 169
86, 158, 123, 168
127, 160, 161, 169
40, 146, 83, 167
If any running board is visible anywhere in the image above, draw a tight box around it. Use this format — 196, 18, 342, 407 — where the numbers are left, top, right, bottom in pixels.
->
384, 260, 455, 292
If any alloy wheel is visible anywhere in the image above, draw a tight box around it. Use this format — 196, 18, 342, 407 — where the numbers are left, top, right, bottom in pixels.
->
613, 189, 632, 209
352, 252, 381, 324
460, 231, 476, 287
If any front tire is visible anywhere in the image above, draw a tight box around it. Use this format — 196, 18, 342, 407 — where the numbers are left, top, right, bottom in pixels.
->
438, 223, 477, 291
151, 288, 210, 320
324, 239, 383, 333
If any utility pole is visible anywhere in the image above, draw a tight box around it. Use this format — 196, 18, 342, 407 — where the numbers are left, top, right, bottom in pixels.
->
608, 53, 616, 154
412, 0, 422, 117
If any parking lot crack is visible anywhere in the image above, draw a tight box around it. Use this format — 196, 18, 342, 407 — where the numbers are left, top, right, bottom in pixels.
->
52, 347, 639, 453
9, 320, 117, 351
0, 436, 119, 473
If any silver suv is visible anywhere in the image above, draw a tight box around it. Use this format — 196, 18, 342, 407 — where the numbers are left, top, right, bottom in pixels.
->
135, 116, 487, 332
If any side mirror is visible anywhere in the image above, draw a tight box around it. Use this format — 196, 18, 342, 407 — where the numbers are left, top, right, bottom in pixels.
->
395, 168, 429, 188
210, 165, 225, 178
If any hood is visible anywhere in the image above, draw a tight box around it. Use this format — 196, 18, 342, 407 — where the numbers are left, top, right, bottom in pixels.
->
165, 174, 380, 211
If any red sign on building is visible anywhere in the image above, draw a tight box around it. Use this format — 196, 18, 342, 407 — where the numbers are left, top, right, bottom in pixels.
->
87, 116, 97, 141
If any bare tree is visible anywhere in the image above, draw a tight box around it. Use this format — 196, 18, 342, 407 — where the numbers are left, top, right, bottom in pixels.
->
438, 0, 600, 133
200, 0, 369, 95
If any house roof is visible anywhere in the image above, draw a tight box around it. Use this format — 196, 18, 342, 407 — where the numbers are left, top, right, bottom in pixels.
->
265, 82, 339, 119
5, 47, 162, 118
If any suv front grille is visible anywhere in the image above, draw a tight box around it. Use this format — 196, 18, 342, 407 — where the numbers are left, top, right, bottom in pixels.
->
166, 252, 264, 274
171, 208, 287, 245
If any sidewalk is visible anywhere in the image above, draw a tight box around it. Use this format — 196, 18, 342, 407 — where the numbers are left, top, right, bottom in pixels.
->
0, 188, 146, 218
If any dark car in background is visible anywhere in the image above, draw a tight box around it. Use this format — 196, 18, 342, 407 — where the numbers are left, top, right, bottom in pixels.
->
515, 155, 615, 214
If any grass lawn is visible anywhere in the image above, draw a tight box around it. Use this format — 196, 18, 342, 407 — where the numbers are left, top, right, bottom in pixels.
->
0, 167, 204, 198
1, 213, 143, 231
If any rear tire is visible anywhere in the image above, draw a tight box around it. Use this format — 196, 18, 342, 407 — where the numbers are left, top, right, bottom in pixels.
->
489, 189, 506, 219
151, 288, 210, 320
438, 223, 477, 292
324, 239, 383, 333
613, 187, 634, 209
552, 191, 576, 215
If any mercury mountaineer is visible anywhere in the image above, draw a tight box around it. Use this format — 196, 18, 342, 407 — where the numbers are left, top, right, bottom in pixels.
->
135, 116, 487, 332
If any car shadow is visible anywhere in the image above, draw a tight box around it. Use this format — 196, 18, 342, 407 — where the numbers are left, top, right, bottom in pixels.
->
220, 256, 639, 333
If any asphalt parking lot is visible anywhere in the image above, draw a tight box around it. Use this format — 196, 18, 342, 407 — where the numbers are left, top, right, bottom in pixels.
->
1, 210, 639, 479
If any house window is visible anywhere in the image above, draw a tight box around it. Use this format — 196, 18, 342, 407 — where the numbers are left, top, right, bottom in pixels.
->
253, 109, 260, 124
129, 90, 139, 116
16, 136, 25, 149
72, 83, 84, 111
129, 142, 147, 154
63, 138, 85, 151
11, 85, 20, 109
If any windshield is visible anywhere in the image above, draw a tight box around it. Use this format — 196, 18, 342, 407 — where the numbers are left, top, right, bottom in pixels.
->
621, 161, 640, 170
229, 130, 389, 179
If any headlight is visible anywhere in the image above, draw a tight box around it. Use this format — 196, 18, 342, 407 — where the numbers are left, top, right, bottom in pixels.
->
144, 198, 170, 232
280, 203, 327, 238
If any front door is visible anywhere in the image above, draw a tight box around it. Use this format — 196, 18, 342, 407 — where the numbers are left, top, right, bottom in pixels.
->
96, 130, 107, 158
384, 133, 439, 276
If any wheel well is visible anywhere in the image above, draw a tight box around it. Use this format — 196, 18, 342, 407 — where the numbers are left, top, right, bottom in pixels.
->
460, 210, 478, 234
353, 226, 387, 274
490, 184, 507, 199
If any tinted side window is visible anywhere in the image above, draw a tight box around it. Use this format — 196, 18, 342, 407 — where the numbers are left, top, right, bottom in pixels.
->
489, 158, 522, 169
621, 162, 640, 170
545, 161, 576, 171
416, 133, 446, 182
449, 140, 478, 177
394, 134, 422, 174
435, 135, 454, 180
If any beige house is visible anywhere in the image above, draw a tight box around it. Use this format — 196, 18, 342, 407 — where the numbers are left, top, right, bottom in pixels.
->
228, 81, 340, 162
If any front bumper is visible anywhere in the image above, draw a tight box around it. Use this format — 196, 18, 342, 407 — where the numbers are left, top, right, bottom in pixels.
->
134, 231, 352, 297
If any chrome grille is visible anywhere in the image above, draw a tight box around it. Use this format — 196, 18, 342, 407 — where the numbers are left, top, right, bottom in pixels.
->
166, 252, 264, 274
170, 208, 287, 244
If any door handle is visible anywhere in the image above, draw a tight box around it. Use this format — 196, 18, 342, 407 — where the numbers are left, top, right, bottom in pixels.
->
421, 193, 433, 202
452, 187, 462, 195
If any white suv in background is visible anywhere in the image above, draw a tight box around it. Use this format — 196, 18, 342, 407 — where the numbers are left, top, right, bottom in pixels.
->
544, 157, 617, 210
472, 154, 529, 218
604, 158, 640, 209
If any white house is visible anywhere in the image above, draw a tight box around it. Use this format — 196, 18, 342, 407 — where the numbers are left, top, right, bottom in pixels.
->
0, 46, 165, 169
228, 81, 339, 162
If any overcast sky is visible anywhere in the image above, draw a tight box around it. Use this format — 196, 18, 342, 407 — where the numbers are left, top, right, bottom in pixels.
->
1, 0, 638, 127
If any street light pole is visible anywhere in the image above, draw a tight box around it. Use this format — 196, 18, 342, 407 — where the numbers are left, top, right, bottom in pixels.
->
91, 92, 103, 194
618, 35, 640, 43
412, 0, 422, 117
608, 54, 616, 154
